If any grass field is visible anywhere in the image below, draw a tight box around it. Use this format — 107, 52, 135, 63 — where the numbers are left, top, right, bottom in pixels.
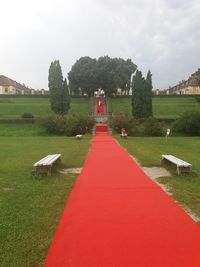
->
110, 96, 200, 118
0, 134, 91, 266
116, 136, 200, 220
0, 97, 90, 119
0, 96, 92, 266
0, 122, 42, 136
1, 95, 200, 266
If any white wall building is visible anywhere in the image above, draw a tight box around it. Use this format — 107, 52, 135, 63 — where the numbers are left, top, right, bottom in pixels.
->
0, 75, 30, 95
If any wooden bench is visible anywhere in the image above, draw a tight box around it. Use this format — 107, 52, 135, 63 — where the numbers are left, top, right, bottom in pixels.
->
32, 154, 61, 176
161, 154, 192, 175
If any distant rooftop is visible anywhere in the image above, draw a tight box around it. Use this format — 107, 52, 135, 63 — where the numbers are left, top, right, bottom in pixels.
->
0, 75, 28, 90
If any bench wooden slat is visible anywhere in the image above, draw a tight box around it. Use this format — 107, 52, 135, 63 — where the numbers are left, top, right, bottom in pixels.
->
161, 154, 192, 175
162, 155, 191, 167
34, 154, 61, 167
32, 154, 61, 176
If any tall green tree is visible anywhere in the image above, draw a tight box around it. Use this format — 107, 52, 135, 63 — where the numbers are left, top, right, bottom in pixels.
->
145, 70, 153, 116
48, 60, 70, 115
131, 70, 145, 118
96, 56, 116, 96
131, 70, 152, 119
68, 57, 98, 96
68, 56, 137, 96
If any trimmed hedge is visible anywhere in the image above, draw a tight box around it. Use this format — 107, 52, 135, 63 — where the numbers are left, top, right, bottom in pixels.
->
110, 95, 200, 99
109, 115, 163, 136
195, 96, 200, 103
143, 117, 163, 136
173, 110, 200, 136
21, 113, 34, 119
40, 114, 95, 136
0, 94, 90, 99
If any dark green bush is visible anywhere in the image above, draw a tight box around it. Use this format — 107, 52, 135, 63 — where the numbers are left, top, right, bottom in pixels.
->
65, 114, 95, 136
40, 115, 67, 135
173, 110, 200, 135
40, 114, 95, 136
109, 115, 134, 134
109, 115, 163, 136
21, 112, 34, 119
195, 96, 200, 103
142, 117, 163, 136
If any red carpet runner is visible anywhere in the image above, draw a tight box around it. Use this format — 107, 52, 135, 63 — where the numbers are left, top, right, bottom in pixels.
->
95, 123, 108, 132
44, 131, 200, 267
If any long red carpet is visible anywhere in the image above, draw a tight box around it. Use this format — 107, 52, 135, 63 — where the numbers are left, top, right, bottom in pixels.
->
44, 130, 200, 266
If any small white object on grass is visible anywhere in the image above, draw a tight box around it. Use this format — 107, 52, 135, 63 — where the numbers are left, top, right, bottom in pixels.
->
166, 128, 170, 137
75, 134, 83, 139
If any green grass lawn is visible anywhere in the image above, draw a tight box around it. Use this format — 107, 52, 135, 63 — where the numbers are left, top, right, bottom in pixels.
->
1, 94, 200, 265
116, 135, 200, 220
0, 97, 90, 119
0, 135, 91, 266
0, 122, 43, 136
110, 96, 200, 118
153, 97, 200, 119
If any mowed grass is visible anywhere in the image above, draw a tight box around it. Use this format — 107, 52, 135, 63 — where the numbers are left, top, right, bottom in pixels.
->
0, 97, 92, 266
116, 136, 200, 219
153, 97, 200, 119
0, 135, 92, 266
0, 97, 90, 119
0, 122, 42, 136
110, 96, 200, 118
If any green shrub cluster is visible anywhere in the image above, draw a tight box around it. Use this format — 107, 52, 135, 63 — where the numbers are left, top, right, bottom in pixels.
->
109, 115, 163, 136
143, 117, 163, 136
195, 96, 200, 103
40, 114, 95, 136
109, 115, 134, 133
21, 112, 34, 119
173, 110, 200, 135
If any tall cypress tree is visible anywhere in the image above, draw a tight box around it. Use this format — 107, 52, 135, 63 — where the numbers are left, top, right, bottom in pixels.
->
131, 69, 153, 119
132, 70, 145, 119
48, 60, 70, 115
145, 70, 153, 117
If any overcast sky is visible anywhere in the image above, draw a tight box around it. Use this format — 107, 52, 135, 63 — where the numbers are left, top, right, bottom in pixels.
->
0, 0, 200, 90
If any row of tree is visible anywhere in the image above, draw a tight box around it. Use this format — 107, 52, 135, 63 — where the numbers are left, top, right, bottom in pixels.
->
48, 58, 153, 119
68, 56, 137, 96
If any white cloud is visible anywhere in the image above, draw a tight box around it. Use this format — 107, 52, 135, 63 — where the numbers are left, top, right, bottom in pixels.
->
0, 0, 199, 89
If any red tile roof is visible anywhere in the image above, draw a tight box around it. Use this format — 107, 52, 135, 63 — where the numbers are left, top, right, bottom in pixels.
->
0, 75, 28, 90
188, 77, 199, 86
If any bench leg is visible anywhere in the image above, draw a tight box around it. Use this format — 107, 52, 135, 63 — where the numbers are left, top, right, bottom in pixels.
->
47, 167, 51, 176
177, 166, 180, 175
178, 166, 192, 175
31, 168, 37, 176
161, 158, 168, 166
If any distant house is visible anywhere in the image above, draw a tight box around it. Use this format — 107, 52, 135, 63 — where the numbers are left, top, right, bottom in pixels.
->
166, 76, 200, 95
0, 75, 32, 95
31, 88, 48, 95
155, 69, 200, 95
0, 75, 48, 95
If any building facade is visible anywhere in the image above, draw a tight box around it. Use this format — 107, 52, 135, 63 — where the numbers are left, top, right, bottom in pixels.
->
166, 76, 200, 95
0, 75, 32, 95
153, 69, 200, 95
0, 75, 48, 95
